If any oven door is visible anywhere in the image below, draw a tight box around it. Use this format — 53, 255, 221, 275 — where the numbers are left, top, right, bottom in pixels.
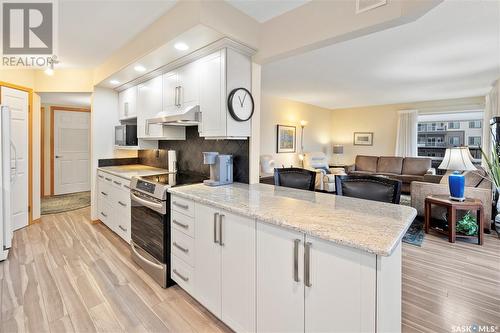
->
130, 190, 169, 287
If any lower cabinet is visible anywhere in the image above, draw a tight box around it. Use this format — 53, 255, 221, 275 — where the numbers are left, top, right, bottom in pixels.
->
256, 222, 376, 333
193, 202, 256, 333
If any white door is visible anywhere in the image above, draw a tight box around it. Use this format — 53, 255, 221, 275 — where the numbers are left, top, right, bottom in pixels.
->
1, 87, 28, 231
177, 62, 199, 107
194, 203, 222, 317
256, 221, 305, 333
220, 211, 255, 332
304, 236, 376, 333
53, 110, 90, 195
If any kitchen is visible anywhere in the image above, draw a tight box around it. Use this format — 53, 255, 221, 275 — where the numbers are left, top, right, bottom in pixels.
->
89, 30, 415, 332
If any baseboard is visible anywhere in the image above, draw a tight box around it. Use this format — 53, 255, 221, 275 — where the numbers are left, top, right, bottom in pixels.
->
31, 218, 41, 224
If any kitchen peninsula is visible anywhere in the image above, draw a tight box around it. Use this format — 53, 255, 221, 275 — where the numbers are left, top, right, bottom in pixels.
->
168, 182, 416, 333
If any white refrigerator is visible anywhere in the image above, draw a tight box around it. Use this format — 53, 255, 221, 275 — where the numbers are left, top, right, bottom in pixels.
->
0, 105, 12, 261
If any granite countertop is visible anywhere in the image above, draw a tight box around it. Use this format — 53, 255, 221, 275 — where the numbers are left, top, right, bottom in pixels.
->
168, 183, 417, 256
97, 165, 169, 180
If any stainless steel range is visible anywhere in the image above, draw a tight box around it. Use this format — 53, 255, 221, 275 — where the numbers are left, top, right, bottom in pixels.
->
130, 174, 174, 288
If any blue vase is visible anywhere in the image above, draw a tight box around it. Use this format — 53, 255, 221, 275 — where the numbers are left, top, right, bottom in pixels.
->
449, 171, 465, 201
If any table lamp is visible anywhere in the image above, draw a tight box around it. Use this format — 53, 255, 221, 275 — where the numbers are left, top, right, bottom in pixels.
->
438, 147, 476, 201
332, 144, 344, 165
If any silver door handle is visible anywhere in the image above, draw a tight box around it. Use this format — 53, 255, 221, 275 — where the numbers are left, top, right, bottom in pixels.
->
173, 269, 189, 282
173, 219, 189, 229
294, 239, 301, 282
98, 175, 104, 179
101, 191, 108, 196
100, 212, 107, 218
131, 242, 164, 270
118, 225, 127, 232
173, 242, 189, 253
105, 177, 112, 182
304, 242, 312, 287
219, 214, 224, 246
213, 213, 219, 244
55, 155, 63, 159
118, 201, 126, 207
131, 193, 163, 210
172, 201, 189, 210
113, 180, 122, 185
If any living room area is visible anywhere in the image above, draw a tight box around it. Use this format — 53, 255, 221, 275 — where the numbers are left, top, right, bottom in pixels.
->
259, 1, 500, 331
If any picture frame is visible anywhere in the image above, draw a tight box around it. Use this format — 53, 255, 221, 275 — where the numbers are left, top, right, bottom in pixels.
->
353, 132, 373, 146
276, 125, 296, 153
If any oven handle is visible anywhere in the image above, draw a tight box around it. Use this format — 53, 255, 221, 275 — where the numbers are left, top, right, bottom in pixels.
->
131, 192, 163, 211
131, 242, 164, 270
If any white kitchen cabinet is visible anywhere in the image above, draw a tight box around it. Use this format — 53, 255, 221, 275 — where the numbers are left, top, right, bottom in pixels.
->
192, 202, 255, 333
137, 76, 185, 140
162, 62, 199, 114
256, 222, 305, 333
118, 86, 137, 120
198, 49, 251, 139
96, 171, 131, 243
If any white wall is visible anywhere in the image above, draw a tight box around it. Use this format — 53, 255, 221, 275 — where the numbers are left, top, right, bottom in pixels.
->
260, 94, 334, 169
90, 87, 137, 220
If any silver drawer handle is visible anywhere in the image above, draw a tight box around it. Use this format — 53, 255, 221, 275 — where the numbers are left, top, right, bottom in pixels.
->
100, 212, 107, 218
172, 201, 189, 210
118, 225, 127, 232
173, 219, 188, 229
294, 239, 301, 283
98, 175, 104, 179
173, 242, 189, 253
101, 191, 108, 196
113, 181, 122, 185
304, 242, 312, 288
173, 269, 189, 282
118, 201, 127, 207
124, 185, 130, 189
105, 177, 112, 181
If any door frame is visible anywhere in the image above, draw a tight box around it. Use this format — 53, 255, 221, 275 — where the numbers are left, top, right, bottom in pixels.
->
50, 106, 91, 195
0, 81, 34, 224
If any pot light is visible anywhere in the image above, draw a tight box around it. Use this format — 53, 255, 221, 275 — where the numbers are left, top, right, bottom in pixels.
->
134, 65, 146, 72
110, 79, 120, 85
174, 42, 189, 51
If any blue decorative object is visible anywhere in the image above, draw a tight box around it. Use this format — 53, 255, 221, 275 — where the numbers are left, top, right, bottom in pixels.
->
449, 171, 465, 201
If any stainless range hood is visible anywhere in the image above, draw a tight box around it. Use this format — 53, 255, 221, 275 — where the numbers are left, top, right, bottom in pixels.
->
147, 105, 201, 127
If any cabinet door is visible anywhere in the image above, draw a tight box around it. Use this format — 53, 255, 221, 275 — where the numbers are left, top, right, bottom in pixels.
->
304, 236, 376, 333
162, 71, 178, 113
256, 222, 304, 333
194, 203, 222, 317
118, 90, 126, 119
126, 86, 137, 118
220, 212, 255, 332
199, 51, 226, 137
137, 76, 163, 138
177, 62, 199, 107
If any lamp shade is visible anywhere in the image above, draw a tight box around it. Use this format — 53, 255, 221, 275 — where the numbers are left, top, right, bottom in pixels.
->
438, 147, 476, 171
332, 145, 344, 154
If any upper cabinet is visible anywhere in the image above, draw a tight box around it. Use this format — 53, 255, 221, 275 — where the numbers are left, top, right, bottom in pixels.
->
198, 49, 252, 139
163, 62, 200, 114
118, 86, 137, 120
137, 76, 185, 140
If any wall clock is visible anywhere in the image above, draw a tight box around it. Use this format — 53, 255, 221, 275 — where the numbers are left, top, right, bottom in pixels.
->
228, 87, 254, 122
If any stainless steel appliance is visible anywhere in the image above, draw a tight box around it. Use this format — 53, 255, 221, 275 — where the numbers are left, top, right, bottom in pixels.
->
202, 152, 233, 186
115, 124, 138, 147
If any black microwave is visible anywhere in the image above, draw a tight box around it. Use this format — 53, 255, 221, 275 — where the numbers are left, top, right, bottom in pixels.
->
115, 125, 138, 146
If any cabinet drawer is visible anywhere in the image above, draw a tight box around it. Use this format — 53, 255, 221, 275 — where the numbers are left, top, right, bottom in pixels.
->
115, 212, 131, 243
98, 180, 112, 204
98, 201, 113, 226
171, 196, 194, 217
172, 255, 194, 294
171, 229, 195, 267
171, 209, 195, 238
114, 188, 131, 214
110, 175, 130, 191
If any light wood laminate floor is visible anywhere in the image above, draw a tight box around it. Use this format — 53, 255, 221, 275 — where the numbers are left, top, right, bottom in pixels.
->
0, 207, 499, 333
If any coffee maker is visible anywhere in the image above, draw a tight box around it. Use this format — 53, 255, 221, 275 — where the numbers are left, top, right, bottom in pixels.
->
202, 152, 233, 186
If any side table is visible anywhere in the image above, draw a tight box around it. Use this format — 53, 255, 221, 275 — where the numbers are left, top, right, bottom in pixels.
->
424, 195, 484, 245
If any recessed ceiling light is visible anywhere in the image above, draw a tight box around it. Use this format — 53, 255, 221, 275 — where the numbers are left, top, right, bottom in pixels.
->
110, 79, 120, 85
134, 65, 146, 72
44, 68, 54, 76
174, 42, 189, 51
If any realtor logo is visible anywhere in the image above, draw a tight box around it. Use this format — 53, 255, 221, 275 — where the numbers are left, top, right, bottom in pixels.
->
2, 2, 53, 54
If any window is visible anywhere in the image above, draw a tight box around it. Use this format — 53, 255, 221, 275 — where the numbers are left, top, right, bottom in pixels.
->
468, 136, 481, 146
469, 120, 481, 129
448, 122, 460, 129
418, 124, 426, 132
449, 136, 460, 146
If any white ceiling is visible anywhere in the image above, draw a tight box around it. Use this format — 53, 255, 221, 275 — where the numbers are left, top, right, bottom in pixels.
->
262, 0, 500, 110
225, 0, 310, 22
39, 92, 92, 108
57, 0, 176, 68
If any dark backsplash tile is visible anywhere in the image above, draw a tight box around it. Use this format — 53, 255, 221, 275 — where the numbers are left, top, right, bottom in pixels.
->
98, 157, 140, 167
138, 127, 249, 183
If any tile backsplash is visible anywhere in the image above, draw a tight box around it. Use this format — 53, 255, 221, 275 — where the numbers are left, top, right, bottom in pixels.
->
138, 127, 249, 183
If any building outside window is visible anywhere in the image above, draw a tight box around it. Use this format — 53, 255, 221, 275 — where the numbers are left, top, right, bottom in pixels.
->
449, 136, 460, 146
448, 121, 460, 129
469, 120, 481, 128
468, 136, 481, 146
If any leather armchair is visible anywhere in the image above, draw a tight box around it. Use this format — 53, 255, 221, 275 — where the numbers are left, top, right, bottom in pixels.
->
303, 152, 346, 192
